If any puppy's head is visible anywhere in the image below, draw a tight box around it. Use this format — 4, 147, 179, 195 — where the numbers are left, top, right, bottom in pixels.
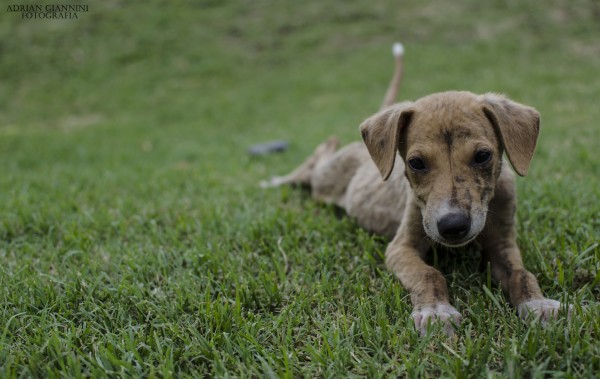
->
360, 91, 540, 247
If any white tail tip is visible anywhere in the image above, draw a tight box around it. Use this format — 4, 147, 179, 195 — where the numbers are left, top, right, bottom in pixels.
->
392, 42, 404, 57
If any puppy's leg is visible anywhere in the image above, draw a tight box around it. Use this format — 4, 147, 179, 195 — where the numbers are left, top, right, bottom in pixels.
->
481, 182, 572, 323
310, 142, 371, 206
260, 136, 339, 188
481, 234, 572, 323
481, 239, 572, 322
387, 202, 462, 336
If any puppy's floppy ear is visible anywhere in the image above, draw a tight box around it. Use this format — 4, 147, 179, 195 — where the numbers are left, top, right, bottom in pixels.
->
481, 94, 540, 176
360, 102, 414, 180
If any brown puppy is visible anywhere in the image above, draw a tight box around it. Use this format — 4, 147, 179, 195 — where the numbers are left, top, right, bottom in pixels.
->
263, 44, 571, 335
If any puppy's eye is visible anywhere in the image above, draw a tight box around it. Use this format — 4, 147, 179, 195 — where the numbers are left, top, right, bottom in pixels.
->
408, 157, 427, 172
473, 150, 492, 165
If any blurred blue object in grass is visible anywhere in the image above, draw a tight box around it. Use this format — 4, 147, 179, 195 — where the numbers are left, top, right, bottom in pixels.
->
248, 140, 289, 155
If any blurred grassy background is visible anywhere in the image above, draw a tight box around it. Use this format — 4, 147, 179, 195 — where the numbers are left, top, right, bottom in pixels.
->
1, 0, 599, 376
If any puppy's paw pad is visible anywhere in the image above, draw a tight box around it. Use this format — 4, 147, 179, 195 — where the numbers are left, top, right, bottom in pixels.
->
517, 298, 572, 323
412, 304, 462, 336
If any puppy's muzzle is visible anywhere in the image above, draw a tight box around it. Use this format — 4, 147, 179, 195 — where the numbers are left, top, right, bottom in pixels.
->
437, 213, 471, 244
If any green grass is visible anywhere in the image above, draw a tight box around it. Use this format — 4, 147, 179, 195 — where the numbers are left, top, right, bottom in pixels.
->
1, 0, 599, 377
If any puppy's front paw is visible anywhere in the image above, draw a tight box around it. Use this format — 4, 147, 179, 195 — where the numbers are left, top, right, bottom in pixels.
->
517, 298, 573, 324
411, 303, 462, 336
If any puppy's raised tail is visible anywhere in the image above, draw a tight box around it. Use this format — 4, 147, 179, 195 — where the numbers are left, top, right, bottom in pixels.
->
380, 42, 404, 111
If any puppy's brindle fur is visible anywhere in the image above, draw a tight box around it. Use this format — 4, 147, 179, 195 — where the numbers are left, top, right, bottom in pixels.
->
264, 49, 570, 335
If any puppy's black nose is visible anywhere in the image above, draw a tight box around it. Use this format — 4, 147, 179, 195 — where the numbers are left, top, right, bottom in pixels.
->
437, 213, 471, 242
